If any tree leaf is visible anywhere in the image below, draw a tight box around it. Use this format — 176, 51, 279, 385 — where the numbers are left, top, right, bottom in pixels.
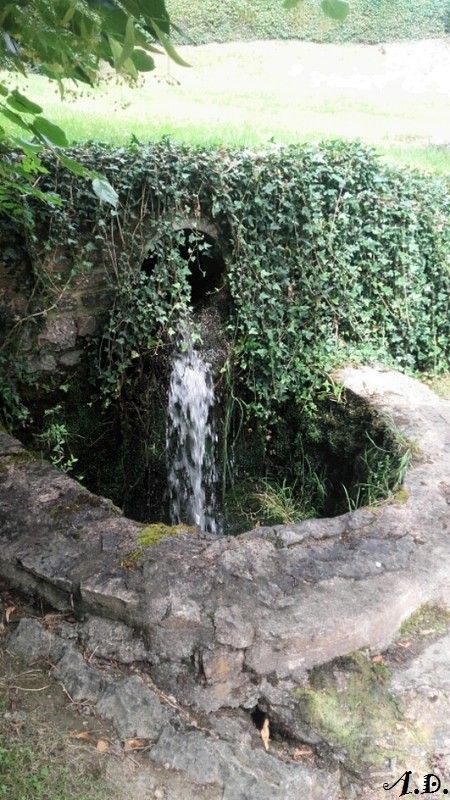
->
0, 105, 32, 132
124, 738, 148, 750
261, 717, 270, 751
70, 730, 94, 741
62, 0, 77, 26
320, 0, 349, 21
118, 15, 135, 68
92, 177, 119, 208
7, 90, 43, 115
32, 116, 68, 146
131, 48, 155, 72
96, 739, 110, 752
151, 20, 190, 67
107, 35, 122, 68
58, 154, 91, 178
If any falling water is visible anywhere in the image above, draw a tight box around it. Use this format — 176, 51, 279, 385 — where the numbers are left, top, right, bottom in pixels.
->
166, 328, 219, 533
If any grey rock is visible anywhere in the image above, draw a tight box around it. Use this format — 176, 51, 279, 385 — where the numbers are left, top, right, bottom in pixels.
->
58, 349, 82, 367
76, 314, 97, 337
38, 316, 77, 349
149, 727, 338, 800
214, 605, 254, 649
96, 675, 175, 740
392, 633, 450, 695
53, 644, 105, 701
81, 616, 148, 663
7, 618, 66, 663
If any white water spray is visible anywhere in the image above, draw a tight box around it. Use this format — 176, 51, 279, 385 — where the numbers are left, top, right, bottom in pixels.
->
166, 329, 218, 533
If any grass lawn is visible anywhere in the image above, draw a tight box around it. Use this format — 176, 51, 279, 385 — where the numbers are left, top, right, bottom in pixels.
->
3, 39, 450, 173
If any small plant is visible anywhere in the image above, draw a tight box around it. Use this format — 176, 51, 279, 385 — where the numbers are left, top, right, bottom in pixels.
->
226, 472, 326, 531
342, 430, 412, 511
36, 405, 78, 474
252, 478, 309, 526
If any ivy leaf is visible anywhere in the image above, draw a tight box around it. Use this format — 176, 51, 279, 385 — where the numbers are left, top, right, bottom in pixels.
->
32, 116, 68, 146
7, 90, 43, 115
92, 177, 119, 208
320, 0, 349, 21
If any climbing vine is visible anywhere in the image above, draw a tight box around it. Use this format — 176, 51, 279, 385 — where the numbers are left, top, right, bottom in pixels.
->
0, 139, 449, 520
29, 139, 449, 407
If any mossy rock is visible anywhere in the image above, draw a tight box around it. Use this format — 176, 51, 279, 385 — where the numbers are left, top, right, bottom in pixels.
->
120, 523, 195, 569
399, 604, 450, 639
293, 652, 425, 775
137, 522, 195, 547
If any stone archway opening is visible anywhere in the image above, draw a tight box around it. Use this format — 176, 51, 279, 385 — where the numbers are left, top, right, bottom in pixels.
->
141, 226, 226, 307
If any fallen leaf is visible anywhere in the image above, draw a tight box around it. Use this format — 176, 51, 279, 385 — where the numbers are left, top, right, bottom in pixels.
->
5, 606, 16, 624
96, 739, 109, 752
260, 717, 270, 751
124, 738, 149, 751
292, 746, 314, 760
70, 730, 94, 742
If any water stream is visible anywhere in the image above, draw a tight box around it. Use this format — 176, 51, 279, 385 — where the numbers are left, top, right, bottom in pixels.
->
166, 327, 219, 533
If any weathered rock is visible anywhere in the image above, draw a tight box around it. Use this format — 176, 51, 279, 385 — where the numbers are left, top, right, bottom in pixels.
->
53, 645, 105, 702
81, 616, 149, 663
37, 315, 77, 350
7, 617, 66, 662
0, 367, 449, 779
149, 726, 339, 800
96, 675, 176, 740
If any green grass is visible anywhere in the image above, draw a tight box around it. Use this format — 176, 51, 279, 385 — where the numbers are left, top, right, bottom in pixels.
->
0, 739, 105, 800
2, 39, 450, 173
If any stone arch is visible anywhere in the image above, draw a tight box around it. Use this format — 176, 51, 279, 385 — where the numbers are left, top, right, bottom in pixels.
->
140, 216, 226, 306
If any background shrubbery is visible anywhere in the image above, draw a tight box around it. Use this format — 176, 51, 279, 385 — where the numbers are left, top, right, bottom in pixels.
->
168, 0, 450, 45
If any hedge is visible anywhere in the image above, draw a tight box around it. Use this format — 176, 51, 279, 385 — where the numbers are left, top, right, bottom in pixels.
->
167, 0, 450, 45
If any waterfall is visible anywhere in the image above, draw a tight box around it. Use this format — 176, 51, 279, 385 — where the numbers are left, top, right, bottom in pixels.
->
166, 327, 219, 534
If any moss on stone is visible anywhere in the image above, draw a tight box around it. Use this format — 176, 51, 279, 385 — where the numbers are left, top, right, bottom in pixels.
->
391, 486, 410, 504
120, 523, 195, 569
137, 522, 195, 547
293, 652, 424, 773
399, 604, 450, 639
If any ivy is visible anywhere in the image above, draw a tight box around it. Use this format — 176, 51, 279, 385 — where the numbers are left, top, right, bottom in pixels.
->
1, 138, 448, 522
9, 139, 446, 421
169, 0, 450, 46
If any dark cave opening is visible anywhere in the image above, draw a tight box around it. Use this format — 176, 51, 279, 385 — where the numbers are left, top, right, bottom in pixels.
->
141, 228, 225, 306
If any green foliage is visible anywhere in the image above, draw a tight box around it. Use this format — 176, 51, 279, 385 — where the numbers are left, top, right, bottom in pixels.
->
0, 0, 176, 219
168, 0, 449, 45
226, 474, 325, 530
36, 404, 79, 473
21, 138, 450, 414
1, 138, 448, 520
343, 431, 412, 510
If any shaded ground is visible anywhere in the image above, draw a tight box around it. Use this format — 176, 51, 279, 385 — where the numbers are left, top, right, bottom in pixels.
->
2, 39, 449, 173
0, 591, 173, 800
